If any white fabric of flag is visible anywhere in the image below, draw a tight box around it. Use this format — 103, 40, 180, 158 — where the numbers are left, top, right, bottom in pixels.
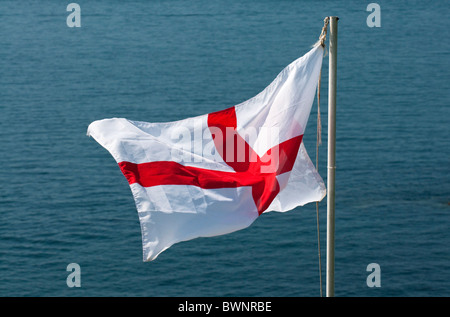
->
87, 44, 326, 261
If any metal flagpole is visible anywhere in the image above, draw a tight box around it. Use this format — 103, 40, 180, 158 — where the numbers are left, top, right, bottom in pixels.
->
326, 16, 338, 297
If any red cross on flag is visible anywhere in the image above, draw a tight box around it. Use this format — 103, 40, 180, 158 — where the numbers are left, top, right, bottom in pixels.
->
88, 45, 326, 261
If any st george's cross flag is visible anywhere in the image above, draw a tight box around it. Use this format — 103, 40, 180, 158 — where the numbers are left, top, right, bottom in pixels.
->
87, 44, 326, 261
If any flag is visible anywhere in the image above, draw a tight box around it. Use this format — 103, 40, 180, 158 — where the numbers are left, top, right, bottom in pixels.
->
87, 44, 326, 261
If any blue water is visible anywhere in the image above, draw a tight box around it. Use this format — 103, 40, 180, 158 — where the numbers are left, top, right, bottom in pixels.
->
0, 0, 448, 297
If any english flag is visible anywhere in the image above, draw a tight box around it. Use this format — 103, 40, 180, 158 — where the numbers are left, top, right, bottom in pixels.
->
88, 44, 326, 261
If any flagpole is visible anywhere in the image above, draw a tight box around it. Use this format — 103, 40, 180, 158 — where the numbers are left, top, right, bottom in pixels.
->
326, 16, 338, 297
